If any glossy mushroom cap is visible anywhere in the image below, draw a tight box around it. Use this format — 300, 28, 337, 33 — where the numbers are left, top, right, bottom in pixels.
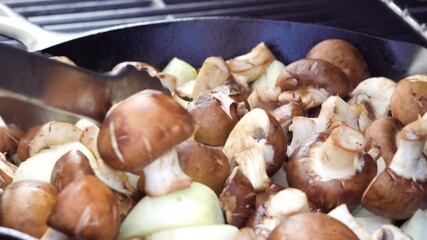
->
177, 140, 231, 195
362, 115, 427, 219
0, 181, 57, 238
268, 212, 358, 240
275, 58, 352, 109
391, 75, 427, 125
306, 39, 370, 87
48, 176, 120, 240
50, 149, 95, 191
287, 124, 377, 211
98, 90, 193, 172
364, 117, 401, 165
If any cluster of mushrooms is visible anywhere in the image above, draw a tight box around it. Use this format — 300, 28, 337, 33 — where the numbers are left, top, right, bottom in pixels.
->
1, 39, 427, 240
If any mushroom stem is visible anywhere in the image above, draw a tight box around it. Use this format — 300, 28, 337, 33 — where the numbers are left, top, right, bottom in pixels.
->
389, 116, 427, 180
315, 125, 365, 180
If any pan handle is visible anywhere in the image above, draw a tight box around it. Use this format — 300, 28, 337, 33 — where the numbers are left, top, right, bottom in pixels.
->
0, 4, 77, 51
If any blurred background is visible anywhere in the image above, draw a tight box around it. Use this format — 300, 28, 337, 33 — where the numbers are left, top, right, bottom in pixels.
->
1, 0, 427, 47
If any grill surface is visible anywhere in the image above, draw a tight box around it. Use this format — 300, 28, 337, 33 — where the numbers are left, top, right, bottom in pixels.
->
0, 0, 426, 47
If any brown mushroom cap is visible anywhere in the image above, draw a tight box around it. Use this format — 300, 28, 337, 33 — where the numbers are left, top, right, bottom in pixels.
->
306, 39, 370, 87
188, 89, 240, 146
287, 126, 377, 212
98, 90, 193, 172
0, 180, 57, 238
48, 176, 120, 240
391, 75, 427, 125
220, 167, 256, 228
364, 117, 401, 165
275, 58, 352, 97
50, 149, 95, 192
176, 140, 231, 195
361, 168, 427, 220
0, 153, 16, 188
268, 212, 358, 240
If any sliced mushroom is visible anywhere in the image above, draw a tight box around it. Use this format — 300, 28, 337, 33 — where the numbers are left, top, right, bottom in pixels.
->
17, 121, 83, 162
247, 86, 281, 113
220, 167, 256, 228
349, 77, 396, 119
177, 140, 230, 195
287, 124, 377, 212
362, 114, 427, 219
0, 180, 57, 238
306, 39, 370, 87
142, 147, 192, 197
223, 108, 287, 191
272, 100, 306, 138
226, 42, 275, 87
192, 57, 231, 98
391, 75, 427, 125
50, 149, 94, 192
275, 58, 352, 109
364, 117, 401, 165
98, 90, 193, 172
48, 176, 120, 240
268, 212, 358, 240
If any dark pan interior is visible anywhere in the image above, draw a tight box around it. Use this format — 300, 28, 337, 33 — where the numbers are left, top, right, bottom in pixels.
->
43, 17, 427, 80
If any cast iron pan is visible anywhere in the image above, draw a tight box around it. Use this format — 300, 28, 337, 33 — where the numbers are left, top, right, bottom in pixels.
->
39, 17, 427, 81
1, 7, 427, 240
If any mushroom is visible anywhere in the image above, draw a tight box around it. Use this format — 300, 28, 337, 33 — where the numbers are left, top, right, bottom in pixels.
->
97, 90, 193, 172
226, 42, 275, 89
17, 121, 83, 162
364, 117, 401, 166
401, 209, 427, 240
255, 184, 285, 208
176, 140, 231, 195
247, 188, 310, 239
268, 212, 358, 240
0, 116, 23, 155
275, 58, 352, 109
234, 228, 257, 240
271, 100, 306, 138
47, 176, 120, 240
142, 147, 192, 197
0, 152, 16, 189
219, 167, 256, 228
348, 77, 396, 119
351, 207, 392, 235
361, 114, 427, 220
306, 39, 370, 87
0, 180, 57, 238
192, 57, 231, 99
390, 74, 427, 125
289, 96, 371, 154
286, 124, 377, 212
223, 108, 287, 191
50, 149, 95, 191
118, 182, 224, 240
188, 86, 245, 146
247, 86, 281, 113
327, 204, 371, 240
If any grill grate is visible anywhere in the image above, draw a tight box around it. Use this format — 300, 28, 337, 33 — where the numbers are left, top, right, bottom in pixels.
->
0, 0, 426, 47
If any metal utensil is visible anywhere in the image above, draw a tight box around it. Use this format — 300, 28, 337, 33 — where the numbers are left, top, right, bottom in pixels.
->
0, 42, 164, 122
